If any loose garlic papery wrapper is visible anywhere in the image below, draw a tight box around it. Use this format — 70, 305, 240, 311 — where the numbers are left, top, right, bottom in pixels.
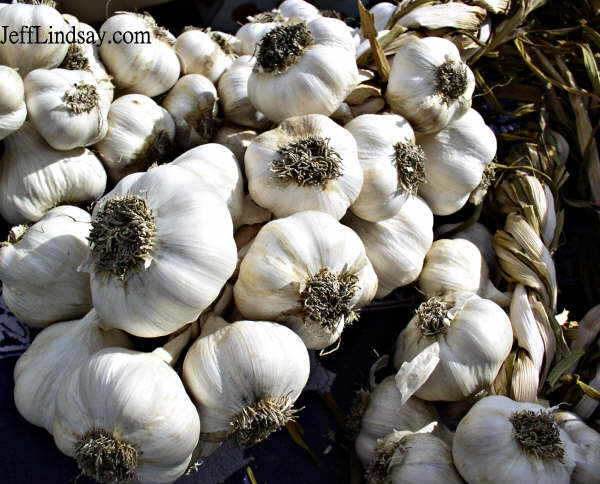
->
416, 108, 497, 216
393, 293, 513, 402
244, 113, 363, 220
234, 210, 377, 350
247, 17, 359, 123
0, 122, 107, 225
175, 27, 234, 82
345, 113, 424, 222
80, 164, 237, 337
161, 74, 219, 150
94, 94, 175, 182
13, 308, 132, 433
183, 319, 310, 450
0, 2, 69, 76
24, 68, 111, 150
342, 196, 433, 298
0, 206, 93, 327
0, 65, 26, 140
418, 238, 511, 307
453, 396, 578, 484
99, 12, 180, 97
386, 36, 475, 134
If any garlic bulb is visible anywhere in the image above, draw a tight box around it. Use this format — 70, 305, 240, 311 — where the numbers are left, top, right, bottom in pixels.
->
279, 0, 321, 21
81, 165, 237, 338
13, 308, 132, 433
244, 114, 363, 219
0, 66, 26, 140
343, 196, 433, 298
234, 210, 377, 349
248, 17, 359, 123
236, 12, 285, 55
453, 396, 577, 484
0, 2, 69, 76
53, 345, 200, 484
217, 55, 271, 130
162, 74, 219, 150
95, 94, 175, 181
0, 206, 92, 327
175, 27, 234, 82
99, 12, 179, 97
417, 108, 497, 215
418, 239, 510, 307
24, 68, 110, 150
214, 124, 257, 163
345, 113, 423, 221
183, 320, 309, 449
394, 293, 513, 402
0, 122, 107, 225
386, 37, 475, 134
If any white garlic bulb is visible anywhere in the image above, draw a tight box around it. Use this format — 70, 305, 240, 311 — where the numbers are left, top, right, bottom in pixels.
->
175, 27, 234, 82
386, 36, 475, 134
24, 68, 110, 150
13, 308, 132, 433
279, 0, 321, 21
0, 122, 107, 225
81, 165, 237, 338
95, 94, 175, 181
394, 293, 513, 402
236, 12, 284, 55
234, 210, 377, 349
244, 114, 363, 219
162, 74, 219, 150
343, 196, 433, 298
0, 65, 26, 140
183, 320, 310, 449
0, 206, 92, 327
248, 17, 359, 123
345, 113, 423, 221
99, 12, 179, 97
453, 396, 577, 484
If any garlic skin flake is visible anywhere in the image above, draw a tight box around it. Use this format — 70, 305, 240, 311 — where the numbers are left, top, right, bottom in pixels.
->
0, 206, 93, 327
13, 309, 132, 433
234, 211, 377, 349
453, 396, 577, 484
0, 66, 26, 141
53, 347, 200, 484
245, 114, 363, 220
386, 37, 475, 134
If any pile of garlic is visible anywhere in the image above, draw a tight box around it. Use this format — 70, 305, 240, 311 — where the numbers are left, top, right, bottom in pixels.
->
0, 0, 597, 483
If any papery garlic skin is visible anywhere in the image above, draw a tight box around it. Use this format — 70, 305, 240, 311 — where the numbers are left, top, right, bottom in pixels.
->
0, 123, 107, 225
245, 114, 363, 220
0, 206, 93, 327
99, 12, 180, 97
25, 68, 110, 150
13, 309, 132, 433
234, 211, 377, 349
453, 396, 577, 484
386, 37, 475, 134
0, 66, 26, 140
53, 347, 200, 484
175, 28, 233, 82
343, 196, 433, 298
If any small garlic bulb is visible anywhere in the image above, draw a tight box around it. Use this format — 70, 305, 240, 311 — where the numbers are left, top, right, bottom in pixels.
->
175, 27, 234, 82
0, 206, 92, 327
279, 0, 321, 21
453, 396, 577, 484
0, 66, 26, 140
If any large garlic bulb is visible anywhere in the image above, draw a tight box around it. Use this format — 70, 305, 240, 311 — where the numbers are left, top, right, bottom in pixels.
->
234, 211, 377, 349
53, 346, 200, 484
394, 293, 513, 402
248, 17, 359, 123
81, 165, 237, 338
386, 36, 475, 134
453, 396, 577, 484
24, 68, 110, 150
183, 320, 310, 450
175, 27, 234, 82
0, 66, 26, 140
244, 114, 363, 220
343, 196, 433, 298
0, 206, 92, 327
13, 309, 132, 433
0, 123, 107, 225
